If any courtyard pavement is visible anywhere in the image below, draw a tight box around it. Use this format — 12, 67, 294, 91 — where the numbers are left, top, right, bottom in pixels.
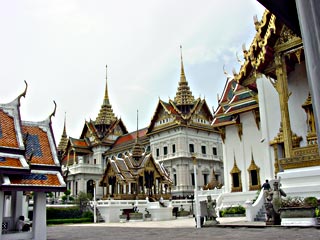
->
47, 217, 320, 240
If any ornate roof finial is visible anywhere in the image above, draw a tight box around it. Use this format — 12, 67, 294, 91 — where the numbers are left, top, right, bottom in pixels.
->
62, 112, 67, 137
49, 100, 57, 120
136, 109, 139, 142
104, 65, 110, 105
17, 80, 28, 106
180, 45, 186, 83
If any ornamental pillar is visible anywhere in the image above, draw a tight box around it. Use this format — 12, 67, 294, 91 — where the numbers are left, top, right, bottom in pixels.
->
274, 54, 293, 158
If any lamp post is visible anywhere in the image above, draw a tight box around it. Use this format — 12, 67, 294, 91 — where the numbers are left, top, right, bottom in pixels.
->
93, 181, 97, 223
192, 154, 201, 228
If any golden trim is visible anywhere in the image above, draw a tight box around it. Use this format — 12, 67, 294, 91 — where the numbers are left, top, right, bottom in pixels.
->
230, 156, 242, 192
247, 152, 261, 191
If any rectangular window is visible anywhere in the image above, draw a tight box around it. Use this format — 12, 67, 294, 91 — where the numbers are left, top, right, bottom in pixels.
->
212, 147, 217, 156
191, 173, 195, 186
189, 144, 194, 153
201, 146, 206, 154
232, 173, 240, 188
251, 170, 258, 186
173, 174, 177, 186
203, 174, 208, 185
164, 146, 168, 155
156, 148, 160, 157
172, 144, 176, 153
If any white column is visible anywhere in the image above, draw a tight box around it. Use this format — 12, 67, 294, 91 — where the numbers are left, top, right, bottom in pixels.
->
123, 184, 127, 194
93, 183, 96, 223
193, 156, 201, 228
0, 191, 4, 240
33, 192, 47, 240
295, 0, 320, 150
128, 183, 131, 194
13, 191, 24, 223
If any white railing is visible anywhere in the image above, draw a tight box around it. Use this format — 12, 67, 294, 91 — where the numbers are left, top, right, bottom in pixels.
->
245, 189, 264, 221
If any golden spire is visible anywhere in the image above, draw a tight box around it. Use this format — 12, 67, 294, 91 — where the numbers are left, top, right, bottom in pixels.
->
58, 112, 68, 152
174, 46, 195, 106
180, 45, 187, 83
103, 64, 110, 105
95, 65, 116, 125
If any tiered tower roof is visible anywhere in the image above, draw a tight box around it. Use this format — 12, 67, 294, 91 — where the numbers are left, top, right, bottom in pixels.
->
174, 46, 195, 106
95, 65, 116, 125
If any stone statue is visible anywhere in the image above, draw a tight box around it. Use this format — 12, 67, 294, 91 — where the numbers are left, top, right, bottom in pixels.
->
204, 195, 219, 226
264, 179, 286, 225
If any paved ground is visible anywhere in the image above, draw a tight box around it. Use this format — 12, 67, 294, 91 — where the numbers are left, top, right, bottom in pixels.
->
47, 217, 320, 240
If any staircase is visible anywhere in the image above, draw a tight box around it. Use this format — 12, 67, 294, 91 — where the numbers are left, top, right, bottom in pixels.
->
254, 205, 266, 222
87, 204, 105, 222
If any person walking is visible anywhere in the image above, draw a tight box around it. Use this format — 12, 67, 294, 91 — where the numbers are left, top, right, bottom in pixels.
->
262, 179, 271, 201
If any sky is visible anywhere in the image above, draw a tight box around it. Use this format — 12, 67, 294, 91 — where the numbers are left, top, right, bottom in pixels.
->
0, 0, 265, 142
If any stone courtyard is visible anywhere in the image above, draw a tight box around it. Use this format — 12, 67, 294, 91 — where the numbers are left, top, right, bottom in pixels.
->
47, 218, 320, 240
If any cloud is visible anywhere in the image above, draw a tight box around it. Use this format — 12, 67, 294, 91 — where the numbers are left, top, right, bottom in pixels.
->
0, 0, 265, 141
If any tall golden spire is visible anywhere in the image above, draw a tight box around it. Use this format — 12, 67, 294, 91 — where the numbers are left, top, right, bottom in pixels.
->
58, 112, 68, 152
174, 46, 195, 106
95, 65, 116, 125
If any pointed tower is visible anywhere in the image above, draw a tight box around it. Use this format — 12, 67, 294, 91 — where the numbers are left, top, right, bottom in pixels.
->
95, 65, 117, 126
174, 46, 195, 111
132, 110, 143, 163
58, 113, 68, 154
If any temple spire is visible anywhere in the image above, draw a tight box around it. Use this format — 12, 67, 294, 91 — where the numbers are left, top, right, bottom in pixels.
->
132, 109, 143, 161
174, 46, 195, 106
95, 65, 116, 125
104, 65, 110, 105
180, 45, 187, 83
136, 109, 139, 142
58, 112, 68, 152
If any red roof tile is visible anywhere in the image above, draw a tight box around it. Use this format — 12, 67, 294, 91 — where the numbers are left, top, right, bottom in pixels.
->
114, 128, 147, 146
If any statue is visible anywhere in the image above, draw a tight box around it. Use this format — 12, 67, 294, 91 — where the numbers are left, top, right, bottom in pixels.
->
264, 179, 286, 225
204, 195, 219, 226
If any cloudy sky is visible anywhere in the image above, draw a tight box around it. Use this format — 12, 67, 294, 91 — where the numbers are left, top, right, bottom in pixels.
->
0, 0, 265, 141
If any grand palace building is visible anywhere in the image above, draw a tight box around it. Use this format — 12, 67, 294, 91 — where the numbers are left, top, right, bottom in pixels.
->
58, 53, 223, 200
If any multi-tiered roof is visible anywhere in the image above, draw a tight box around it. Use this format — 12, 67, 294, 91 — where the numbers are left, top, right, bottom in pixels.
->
0, 81, 66, 192
147, 47, 215, 135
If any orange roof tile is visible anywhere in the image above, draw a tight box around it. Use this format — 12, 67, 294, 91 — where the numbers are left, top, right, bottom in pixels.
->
10, 173, 61, 186
22, 125, 55, 166
72, 139, 88, 147
0, 110, 19, 148
0, 156, 23, 168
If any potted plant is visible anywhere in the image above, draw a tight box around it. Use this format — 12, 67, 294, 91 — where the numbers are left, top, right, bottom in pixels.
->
280, 196, 318, 226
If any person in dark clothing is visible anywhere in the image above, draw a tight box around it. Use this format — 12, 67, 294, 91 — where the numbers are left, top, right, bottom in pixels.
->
262, 179, 271, 201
